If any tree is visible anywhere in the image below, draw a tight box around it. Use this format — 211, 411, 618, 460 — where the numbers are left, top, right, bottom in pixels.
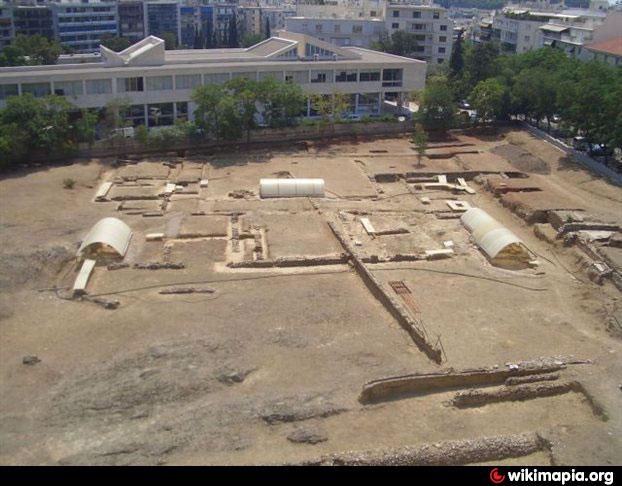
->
412, 123, 428, 167
310, 92, 350, 138
449, 30, 464, 79
256, 77, 305, 127
224, 77, 258, 143
0, 34, 62, 67
74, 109, 99, 146
103, 98, 131, 133
461, 41, 500, 94
469, 78, 505, 123
241, 33, 264, 48
0, 94, 75, 164
415, 75, 457, 131
372, 31, 419, 58
265, 17, 271, 39
161, 32, 177, 50
100, 35, 131, 52
192, 84, 224, 136
228, 14, 239, 48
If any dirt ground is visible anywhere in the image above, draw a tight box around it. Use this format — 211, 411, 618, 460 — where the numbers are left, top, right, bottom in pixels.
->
0, 128, 621, 466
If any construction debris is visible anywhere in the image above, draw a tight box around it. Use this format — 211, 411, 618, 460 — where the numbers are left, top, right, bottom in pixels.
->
159, 287, 215, 295
133, 262, 185, 270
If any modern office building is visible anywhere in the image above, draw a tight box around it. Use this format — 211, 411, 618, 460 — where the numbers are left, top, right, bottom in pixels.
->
239, 5, 263, 36
118, 0, 146, 44
213, 3, 236, 44
49, 0, 119, 53
0, 2, 13, 49
12, 4, 55, 40
146, 1, 181, 46
0, 32, 426, 125
180, 4, 213, 49
384, 2, 453, 65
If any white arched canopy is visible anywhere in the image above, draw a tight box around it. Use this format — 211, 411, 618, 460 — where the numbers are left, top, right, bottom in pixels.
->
260, 178, 325, 198
461, 208, 531, 268
77, 217, 132, 259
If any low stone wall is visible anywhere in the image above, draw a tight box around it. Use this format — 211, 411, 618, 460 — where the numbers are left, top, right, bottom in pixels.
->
76, 121, 410, 159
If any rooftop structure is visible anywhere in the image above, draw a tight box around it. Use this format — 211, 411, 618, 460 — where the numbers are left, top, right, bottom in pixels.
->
0, 31, 426, 125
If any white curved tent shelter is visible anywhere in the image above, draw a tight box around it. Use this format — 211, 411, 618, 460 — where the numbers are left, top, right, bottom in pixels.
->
77, 217, 133, 259
260, 178, 325, 198
461, 208, 531, 268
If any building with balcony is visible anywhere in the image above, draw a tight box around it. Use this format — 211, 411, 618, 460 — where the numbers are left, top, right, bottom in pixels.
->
146, 1, 181, 47
285, 16, 384, 47
0, 32, 426, 125
180, 4, 214, 49
384, 2, 453, 65
12, 4, 54, 40
0, 2, 13, 49
118, 0, 146, 44
50, 0, 119, 53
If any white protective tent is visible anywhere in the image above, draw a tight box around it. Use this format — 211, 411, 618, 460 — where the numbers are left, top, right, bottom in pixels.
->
77, 217, 132, 259
461, 208, 531, 268
259, 178, 325, 198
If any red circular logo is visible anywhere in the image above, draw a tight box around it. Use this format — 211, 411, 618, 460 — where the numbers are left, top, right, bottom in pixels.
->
490, 468, 506, 484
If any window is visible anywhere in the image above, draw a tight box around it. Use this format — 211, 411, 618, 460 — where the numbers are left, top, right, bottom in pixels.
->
0, 84, 18, 100
310, 70, 331, 83
415, 34, 426, 41
285, 71, 307, 83
86, 79, 111, 95
175, 74, 201, 90
392, 10, 399, 18
124, 104, 145, 127
439, 36, 447, 42
176, 101, 188, 121
21, 82, 51, 97
392, 22, 399, 29
357, 93, 380, 114
412, 11, 421, 19
352, 24, 362, 33
258, 71, 283, 81
359, 70, 380, 82
148, 103, 174, 127
204, 73, 230, 84
433, 12, 440, 19
334, 24, 340, 33
440, 25, 447, 31
438, 47, 446, 54
231, 72, 256, 81
54, 80, 83, 97
117, 77, 144, 92
335, 70, 357, 82
382, 69, 402, 87
437, 58, 444, 64
146, 75, 173, 91
315, 24, 322, 33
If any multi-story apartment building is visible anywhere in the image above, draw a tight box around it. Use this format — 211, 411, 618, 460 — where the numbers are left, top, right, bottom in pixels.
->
239, 5, 263, 36
213, 3, 236, 43
12, 4, 55, 40
0, 2, 13, 49
180, 4, 213, 48
0, 31, 426, 124
491, 9, 559, 53
384, 2, 453, 66
295, 0, 384, 19
146, 1, 181, 46
584, 36, 622, 66
262, 6, 295, 31
118, 0, 146, 44
49, 0, 118, 53
539, 10, 622, 59
285, 16, 384, 47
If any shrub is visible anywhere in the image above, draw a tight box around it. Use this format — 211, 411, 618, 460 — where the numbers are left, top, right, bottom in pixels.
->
63, 178, 76, 189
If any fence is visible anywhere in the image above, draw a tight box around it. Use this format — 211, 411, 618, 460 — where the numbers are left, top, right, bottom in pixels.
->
522, 122, 622, 187
75, 121, 411, 159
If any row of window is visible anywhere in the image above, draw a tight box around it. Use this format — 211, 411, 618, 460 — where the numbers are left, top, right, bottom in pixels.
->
0, 69, 402, 100
391, 22, 448, 32
392, 10, 442, 19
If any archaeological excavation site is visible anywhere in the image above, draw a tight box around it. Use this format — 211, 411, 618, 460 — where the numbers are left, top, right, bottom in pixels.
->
0, 128, 621, 466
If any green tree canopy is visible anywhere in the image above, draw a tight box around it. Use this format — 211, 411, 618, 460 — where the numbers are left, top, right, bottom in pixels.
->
0, 35, 62, 67
100, 35, 131, 52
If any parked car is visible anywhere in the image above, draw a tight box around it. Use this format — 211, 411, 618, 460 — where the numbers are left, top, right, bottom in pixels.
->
458, 100, 471, 110
552, 114, 562, 123
572, 136, 588, 151
588, 144, 614, 157
344, 113, 362, 121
